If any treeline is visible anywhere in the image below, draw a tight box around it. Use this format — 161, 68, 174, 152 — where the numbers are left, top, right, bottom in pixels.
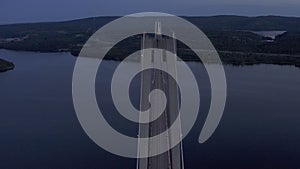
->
1, 16, 300, 67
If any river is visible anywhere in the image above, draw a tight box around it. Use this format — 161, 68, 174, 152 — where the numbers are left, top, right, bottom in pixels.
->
0, 49, 300, 169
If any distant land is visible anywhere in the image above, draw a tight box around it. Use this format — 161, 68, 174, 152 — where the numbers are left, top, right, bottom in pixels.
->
0, 15, 300, 67
0, 58, 14, 72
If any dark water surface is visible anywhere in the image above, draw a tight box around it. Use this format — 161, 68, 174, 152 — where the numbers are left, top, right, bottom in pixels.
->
0, 49, 300, 169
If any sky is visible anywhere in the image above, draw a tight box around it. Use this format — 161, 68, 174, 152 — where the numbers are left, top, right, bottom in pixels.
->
1, 0, 300, 24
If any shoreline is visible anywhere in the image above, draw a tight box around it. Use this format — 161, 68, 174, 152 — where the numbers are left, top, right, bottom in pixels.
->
1, 49, 299, 70
0, 58, 15, 72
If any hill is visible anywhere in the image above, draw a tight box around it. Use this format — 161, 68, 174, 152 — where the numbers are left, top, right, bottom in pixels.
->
0, 15, 300, 67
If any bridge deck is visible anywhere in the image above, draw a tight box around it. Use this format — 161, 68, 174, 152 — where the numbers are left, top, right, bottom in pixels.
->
137, 33, 183, 169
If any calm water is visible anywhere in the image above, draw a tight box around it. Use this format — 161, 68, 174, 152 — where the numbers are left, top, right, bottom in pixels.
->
0, 49, 300, 169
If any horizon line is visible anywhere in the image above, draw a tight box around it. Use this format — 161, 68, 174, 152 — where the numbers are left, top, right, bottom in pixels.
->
1, 14, 300, 26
